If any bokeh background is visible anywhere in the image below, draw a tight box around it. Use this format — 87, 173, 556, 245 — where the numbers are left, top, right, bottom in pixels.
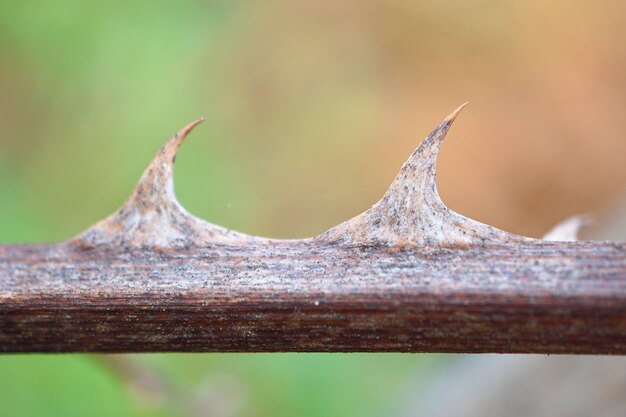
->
1, 1, 625, 416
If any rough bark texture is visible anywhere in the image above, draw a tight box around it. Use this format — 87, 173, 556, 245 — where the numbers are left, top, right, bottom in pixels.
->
1, 105, 625, 353
1, 240, 625, 353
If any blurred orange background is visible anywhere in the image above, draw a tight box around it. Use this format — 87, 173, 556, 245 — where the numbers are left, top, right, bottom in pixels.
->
2, 1, 625, 245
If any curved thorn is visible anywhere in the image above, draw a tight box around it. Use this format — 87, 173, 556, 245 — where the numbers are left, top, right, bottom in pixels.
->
129, 117, 204, 210
445, 101, 468, 124
543, 214, 593, 241
73, 119, 258, 248
154, 117, 205, 166
320, 103, 529, 246
168, 117, 205, 159
400, 101, 467, 200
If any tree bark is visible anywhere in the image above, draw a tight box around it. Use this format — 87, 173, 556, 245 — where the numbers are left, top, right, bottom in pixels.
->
1, 240, 625, 353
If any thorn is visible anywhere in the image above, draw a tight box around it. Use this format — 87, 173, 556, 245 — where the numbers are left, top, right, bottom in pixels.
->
145, 119, 207, 193
73, 117, 258, 248
543, 214, 594, 241
319, 103, 529, 246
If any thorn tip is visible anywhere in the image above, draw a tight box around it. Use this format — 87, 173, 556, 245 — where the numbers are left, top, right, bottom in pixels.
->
177, 117, 205, 141
444, 102, 469, 124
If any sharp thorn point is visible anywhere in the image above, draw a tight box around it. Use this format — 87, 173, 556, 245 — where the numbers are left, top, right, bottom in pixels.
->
444, 102, 468, 124
178, 117, 205, 139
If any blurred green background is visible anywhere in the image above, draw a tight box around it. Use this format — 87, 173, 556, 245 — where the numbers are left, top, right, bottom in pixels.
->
1, 1, 625, 416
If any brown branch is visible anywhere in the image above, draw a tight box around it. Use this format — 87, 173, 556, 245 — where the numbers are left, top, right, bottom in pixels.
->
1, 105, 625, 353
